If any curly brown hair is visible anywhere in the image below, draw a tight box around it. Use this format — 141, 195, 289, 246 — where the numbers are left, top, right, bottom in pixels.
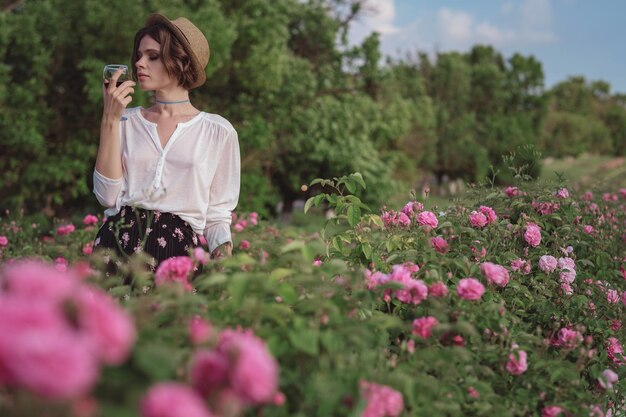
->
131, 23, 197, 89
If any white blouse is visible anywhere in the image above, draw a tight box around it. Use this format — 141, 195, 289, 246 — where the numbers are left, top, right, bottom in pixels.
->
93, 107, 240, 252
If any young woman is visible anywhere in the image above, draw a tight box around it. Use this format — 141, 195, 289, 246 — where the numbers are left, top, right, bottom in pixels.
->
93, 14, 240, 270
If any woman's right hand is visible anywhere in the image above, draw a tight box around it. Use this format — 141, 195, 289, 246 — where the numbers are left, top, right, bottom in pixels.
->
102, 68, 135, 120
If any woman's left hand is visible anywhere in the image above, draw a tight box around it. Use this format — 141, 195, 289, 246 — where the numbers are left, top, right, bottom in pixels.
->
211, 242, 232, 259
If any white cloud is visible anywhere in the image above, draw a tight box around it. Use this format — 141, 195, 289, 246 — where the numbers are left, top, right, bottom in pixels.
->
435, 1, 556, 50
348, 0, 558, 61
353, 0, 400, 36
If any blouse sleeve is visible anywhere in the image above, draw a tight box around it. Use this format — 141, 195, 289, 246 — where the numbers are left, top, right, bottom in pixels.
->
93, 169, 123, 208
204, 128, 241, 252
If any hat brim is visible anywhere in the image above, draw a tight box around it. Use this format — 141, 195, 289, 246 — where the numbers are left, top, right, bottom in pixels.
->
144, 13, 206, 89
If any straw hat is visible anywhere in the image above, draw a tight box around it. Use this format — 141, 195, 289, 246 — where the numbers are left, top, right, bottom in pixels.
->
144, 13, 210, 89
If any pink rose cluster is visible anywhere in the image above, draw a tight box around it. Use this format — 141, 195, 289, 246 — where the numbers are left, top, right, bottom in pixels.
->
524, 223, 542, 247
82, 214, 99, 226
412, 316, 439, 339
381, 210, 410, 228
607, 337, 625, 366
468, 206, 497, 228
143, 326, 281, 417
189, 328, 280, 411
397, 201, 438, 229
511, 258, 531, 275
532, 201, 560, 215
0, 260, 135, 399
480, 262, 510, 287
364, 264, 428, 305
155, 256, 196, 291
0, 235, 8, 247
232, 212, 259, 233
56, 223, 76, 236
551, 328, 583, 349
359, 380, 404, 417
401, 201, 424, 216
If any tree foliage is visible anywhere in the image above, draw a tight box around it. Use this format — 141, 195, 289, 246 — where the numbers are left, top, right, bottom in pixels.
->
1, 1, 625, 216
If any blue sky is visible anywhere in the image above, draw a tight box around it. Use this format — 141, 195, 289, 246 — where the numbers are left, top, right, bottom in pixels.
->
348, 0, 626, 93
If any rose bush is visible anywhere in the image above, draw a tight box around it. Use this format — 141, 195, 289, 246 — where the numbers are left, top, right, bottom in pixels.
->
0, 175, 624, 416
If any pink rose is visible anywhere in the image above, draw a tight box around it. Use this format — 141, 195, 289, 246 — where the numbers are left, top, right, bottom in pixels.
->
217, 329, 279, 404
388, 265, 428, 305
505, 186, 519, 197
456, 278, 485, 301
190, 350, 230, 396
416, 211, 438, 228
557, 257, 576, 271
57, 224, 76, 236
401, 201, 424, 216
555, 188, 569, 198
0, 299, 99, 398
467, 386, 480, 398
480, 262, 510, 287
469, 211, 488, 228
360, 380, 404, 417
412, 316, 439, 339
141, 383, 214, 417
75, 286, 135, 365
598, 369, 618, 389
82, 243, 93, 255
559, 270, 576, 284
155, 256, 194, 292
193, 247, 209, 265
541, 406, 564, 417
478, 206, 497, 224
581, 191, 594, 201
505, 350, 528, 375
524, 223, 541, 247
511, 259, 531, 275
188, 315, 213, 345
82, 214, 99, 226
239, 240, 250, 250
0, 236, 7, 246
428, 282, 448, 297
538, 255, 558, 273
554, 328, 582, 349
607, 337, 625, 365
583, 225, 594, 234
607, 289, 619, 304
430, 237, 448, 253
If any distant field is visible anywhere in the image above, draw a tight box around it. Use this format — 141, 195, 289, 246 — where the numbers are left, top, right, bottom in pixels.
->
539, 154, 626, 190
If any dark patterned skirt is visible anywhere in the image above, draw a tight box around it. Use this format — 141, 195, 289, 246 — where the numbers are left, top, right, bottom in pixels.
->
93, 206, 202, 271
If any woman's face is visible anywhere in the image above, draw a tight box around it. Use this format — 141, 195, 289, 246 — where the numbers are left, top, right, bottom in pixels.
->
135, 35, 176, 91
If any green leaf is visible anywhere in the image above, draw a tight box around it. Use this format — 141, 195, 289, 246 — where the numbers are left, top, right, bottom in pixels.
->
278, 283, 298, 304
345, 179, 356, 194
288, 328, 320, 356
347, 205, 361, 227
134, 344, 179, 379
281, 240, 304, 253
352, 172, 366, 190
227, 275, 249, 308
362, 242, 372, 259
269, 268, 294, 281
304, 196, 315, 214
